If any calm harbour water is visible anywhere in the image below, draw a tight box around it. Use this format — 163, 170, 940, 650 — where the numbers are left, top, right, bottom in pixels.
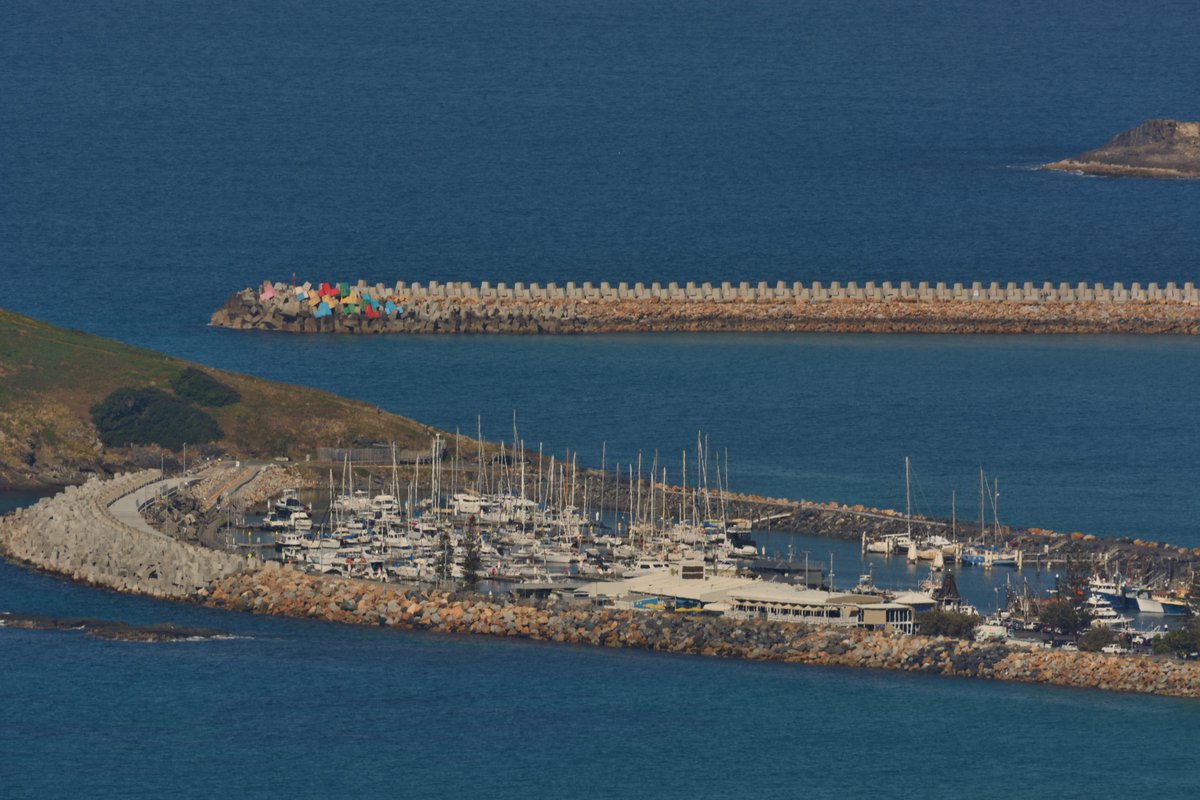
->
3, 548, 1200, 800
2, 1, 1197, 545
3, 1, 1200, 795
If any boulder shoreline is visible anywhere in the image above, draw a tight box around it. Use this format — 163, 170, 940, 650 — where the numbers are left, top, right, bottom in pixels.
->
1042, 119, 1200, 180
5, 471, 1200, 699
0, 470, 245, 598
201, 565, 1200, 699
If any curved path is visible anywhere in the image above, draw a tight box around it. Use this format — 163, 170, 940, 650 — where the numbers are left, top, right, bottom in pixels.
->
108, 475, 195, 541
0, 469, 250, 597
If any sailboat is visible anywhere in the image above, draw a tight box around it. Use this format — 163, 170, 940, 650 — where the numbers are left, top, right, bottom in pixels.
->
865, 457, 919, 558
959, 469, 1020, 568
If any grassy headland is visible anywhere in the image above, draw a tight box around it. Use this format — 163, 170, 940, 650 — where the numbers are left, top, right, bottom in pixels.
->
0, 307, 438, 488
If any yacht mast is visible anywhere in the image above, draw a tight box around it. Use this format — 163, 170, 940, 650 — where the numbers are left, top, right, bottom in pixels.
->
993, 477, 1000, 544
628, 464, 635, 545
951, 489, 957, 540
681, 450, 687, 527
475, 416, 484, 495
452, 429, 459, 500
905, 456, 912, 539
614, 462, 621, 537
635, 451, 643, 528
979, 466, 985, 542
662, 465, 672, 534
650, 450, 659, 531
570, 452, 578, 516
599, 442, 606, 523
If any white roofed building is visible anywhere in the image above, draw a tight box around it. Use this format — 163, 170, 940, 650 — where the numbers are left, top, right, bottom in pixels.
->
574, 568, 917, 633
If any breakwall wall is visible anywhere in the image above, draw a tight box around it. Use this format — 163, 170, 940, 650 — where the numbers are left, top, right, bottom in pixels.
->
211, 279, 1200, 334
203, 566, 1200, 698
0, 471, 249, 598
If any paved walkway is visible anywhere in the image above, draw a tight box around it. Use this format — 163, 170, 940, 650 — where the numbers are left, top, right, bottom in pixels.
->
107, 475, 194, 540
107, 465, 265, 543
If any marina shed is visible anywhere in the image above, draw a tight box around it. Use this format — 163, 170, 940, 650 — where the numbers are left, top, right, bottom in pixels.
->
728, 583, 916, 633
621, 573, 763, 610
856, 603, 916, 634
890, 591, 938, 614
573, 572, 761, 609
575, 572, 920, 634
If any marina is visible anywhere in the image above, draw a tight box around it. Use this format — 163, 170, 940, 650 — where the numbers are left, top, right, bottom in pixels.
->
174, 438, 1197, 652
4, 0, 1200, 796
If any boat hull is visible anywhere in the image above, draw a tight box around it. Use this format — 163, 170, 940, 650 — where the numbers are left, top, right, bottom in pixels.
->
1135, 595, 1189, 615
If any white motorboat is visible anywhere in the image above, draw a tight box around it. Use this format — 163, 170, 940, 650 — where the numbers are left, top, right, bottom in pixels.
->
1086, 596, 1132, 627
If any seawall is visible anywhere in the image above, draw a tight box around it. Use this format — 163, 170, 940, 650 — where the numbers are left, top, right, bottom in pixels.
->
203, 566, 1200, 698
4, 477, 1198, 697
211, 279, 1200, 334
0, 470, 249, 598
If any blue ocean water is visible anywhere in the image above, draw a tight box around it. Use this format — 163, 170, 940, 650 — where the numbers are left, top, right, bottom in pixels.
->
4, 3, 1200, 794
1, 486, 1199, 799
2, 1, 1198, 545
4, 558, 1199, 800
191, 329, 1200, 545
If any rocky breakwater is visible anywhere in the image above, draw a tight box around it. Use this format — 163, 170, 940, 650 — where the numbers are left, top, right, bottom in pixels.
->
203, 566, 1200, 698
1043, 119, 1200, 179
212, 278, 1200, 335
580, 478, 1200, 578
0, 470, 249, 598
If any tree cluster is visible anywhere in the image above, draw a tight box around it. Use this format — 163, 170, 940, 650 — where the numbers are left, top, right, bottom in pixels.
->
435, 530, 455, 583
460, 517, 482, 590
1039, 560, 1093, 636
169, 368, 241, 407
1037, 600, 1092, 636
90, 387, 221, 451
916, 608, 980, 639
1152, 617, 1200, 658
1076, 626, 1119, 652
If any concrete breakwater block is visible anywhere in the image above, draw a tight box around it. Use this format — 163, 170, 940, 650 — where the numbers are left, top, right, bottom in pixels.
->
0, 470, 249, 599
209, 280, 1200, 336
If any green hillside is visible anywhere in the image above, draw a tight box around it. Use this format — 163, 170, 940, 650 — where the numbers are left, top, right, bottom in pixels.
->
0, 308, 439, 487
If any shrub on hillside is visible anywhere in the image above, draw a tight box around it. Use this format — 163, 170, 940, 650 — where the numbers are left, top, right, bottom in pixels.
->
91, 387, 222, 451
169, 368, 241, 407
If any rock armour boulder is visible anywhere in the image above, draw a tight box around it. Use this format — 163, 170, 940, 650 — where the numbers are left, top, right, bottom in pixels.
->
212, 281, 1200, 336
0, 470, 249, 598
200, 568, 1200, 699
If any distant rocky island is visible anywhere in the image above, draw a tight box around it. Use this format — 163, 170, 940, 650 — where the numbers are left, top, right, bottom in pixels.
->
0, 612, 231, 642
1043, 119, 1200, 179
